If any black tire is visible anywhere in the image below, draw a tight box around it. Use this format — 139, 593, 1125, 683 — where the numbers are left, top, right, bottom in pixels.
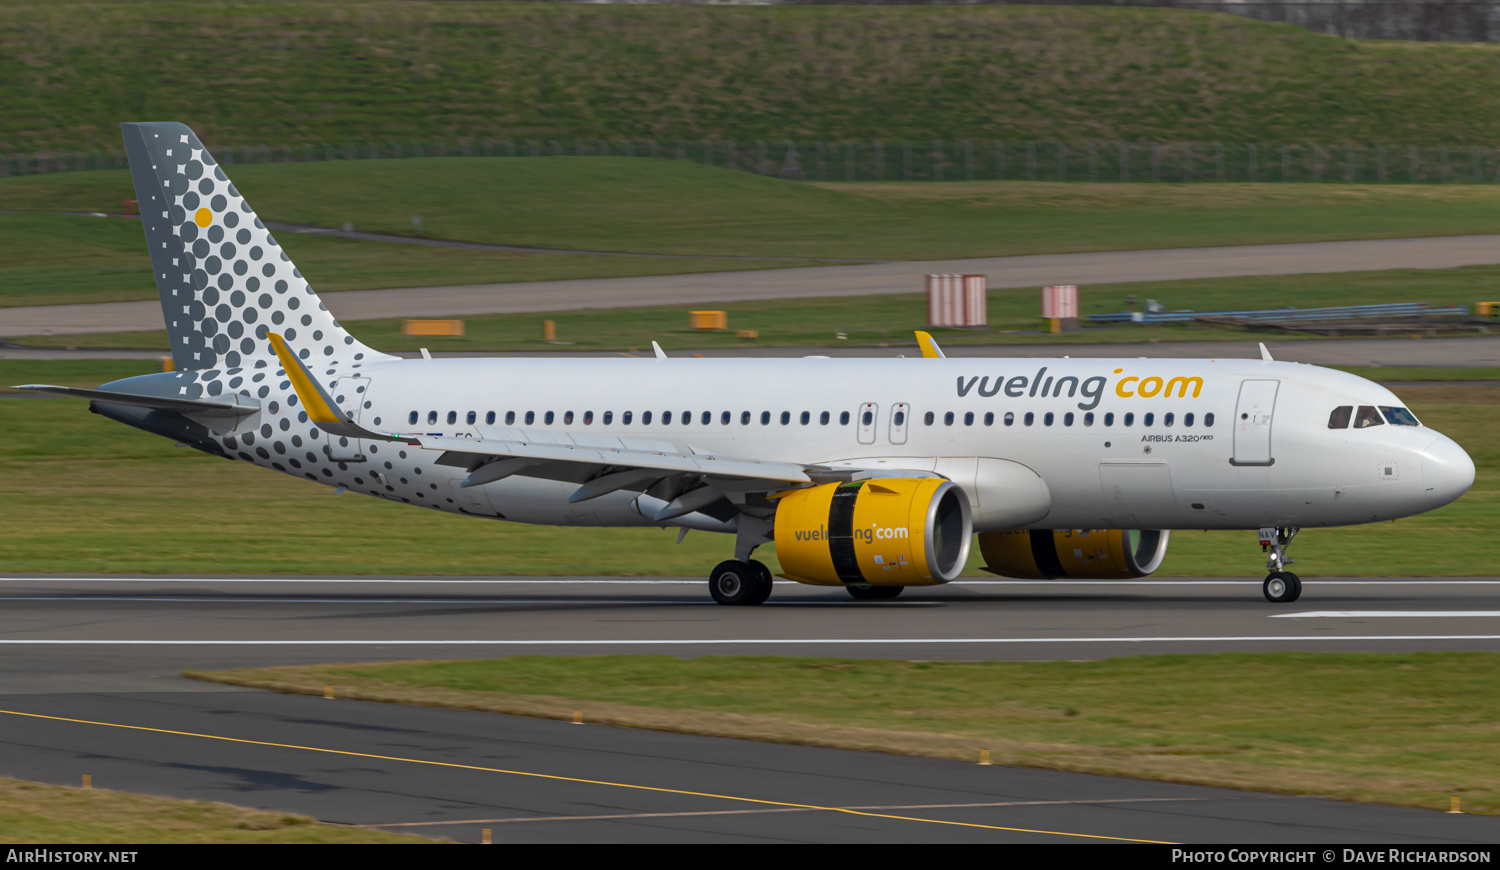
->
846, 584, 904, 601
746, 559, 775, 605
1283, 572, 1302, 603
709, 560, 760, 606
1263, 571, 1299, 603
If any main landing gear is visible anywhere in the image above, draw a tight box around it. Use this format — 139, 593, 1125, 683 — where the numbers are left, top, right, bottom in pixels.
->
709, 559, 774, 606
1259, 527, 1302, 603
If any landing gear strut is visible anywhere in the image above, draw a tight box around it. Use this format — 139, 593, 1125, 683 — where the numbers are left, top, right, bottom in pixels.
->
1259, 527, 1302, 603
708, 559, 774, 606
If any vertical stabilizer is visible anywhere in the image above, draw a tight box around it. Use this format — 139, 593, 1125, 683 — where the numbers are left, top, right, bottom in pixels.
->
121, 122, 387, 372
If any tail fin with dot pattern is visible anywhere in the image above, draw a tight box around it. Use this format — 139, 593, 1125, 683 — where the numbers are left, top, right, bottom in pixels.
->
121, 122, 389, 372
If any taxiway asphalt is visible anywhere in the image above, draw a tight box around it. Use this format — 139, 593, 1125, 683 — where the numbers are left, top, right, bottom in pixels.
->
1, 575, 1498, 843
8, 233, 1500, 338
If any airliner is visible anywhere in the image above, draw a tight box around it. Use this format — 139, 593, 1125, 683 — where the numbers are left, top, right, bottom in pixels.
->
20, 123, 1476, 605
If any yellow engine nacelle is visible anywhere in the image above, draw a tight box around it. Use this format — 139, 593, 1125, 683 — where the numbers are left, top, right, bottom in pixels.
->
773, 478, 972, 587
977, 528, 1170, 579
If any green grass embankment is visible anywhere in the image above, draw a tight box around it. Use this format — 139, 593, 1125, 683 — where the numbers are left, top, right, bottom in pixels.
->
189, 653, 1500, 816
11, 2, 1500, 149
1, 360, 1494, 576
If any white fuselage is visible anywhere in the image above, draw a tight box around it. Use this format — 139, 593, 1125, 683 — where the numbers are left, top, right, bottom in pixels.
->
211, 354, 1471, 533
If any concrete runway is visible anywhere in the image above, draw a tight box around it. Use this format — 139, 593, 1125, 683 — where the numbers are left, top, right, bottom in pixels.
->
7, 233, 1500, 337
2, 575, 1499, 843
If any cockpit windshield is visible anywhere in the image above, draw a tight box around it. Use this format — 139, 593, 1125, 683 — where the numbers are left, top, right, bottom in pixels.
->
1380, 406, 1421, 426
1353, 406, 1384, 428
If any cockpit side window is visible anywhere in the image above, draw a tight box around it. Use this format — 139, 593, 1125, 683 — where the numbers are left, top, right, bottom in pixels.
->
1327, 406, 1352, 429
1380, 406, 1420, 426
1353, 405, 1384, 428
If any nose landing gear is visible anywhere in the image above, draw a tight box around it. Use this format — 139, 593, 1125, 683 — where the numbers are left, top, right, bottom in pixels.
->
1260, 527, 1302, 603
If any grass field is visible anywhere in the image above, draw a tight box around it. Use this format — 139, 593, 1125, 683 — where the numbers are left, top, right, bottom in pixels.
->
191, 652, 1500, 815
11, 3, 1500, 150
0, 776, 431, 843
16, 263, 1498, 353
13, 164, 1500, 271
1, 360, 1494, 576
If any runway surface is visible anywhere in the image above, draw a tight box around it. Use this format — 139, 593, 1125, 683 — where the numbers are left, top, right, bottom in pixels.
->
7, 233, 1500, 337
1, 575, 1498, 842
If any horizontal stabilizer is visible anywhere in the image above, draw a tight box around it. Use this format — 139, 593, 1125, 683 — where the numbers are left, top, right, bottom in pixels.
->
14, 384, 260, 418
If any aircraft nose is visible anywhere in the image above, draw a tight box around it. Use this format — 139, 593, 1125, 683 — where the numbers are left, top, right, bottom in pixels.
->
1422, 435, 1476, 509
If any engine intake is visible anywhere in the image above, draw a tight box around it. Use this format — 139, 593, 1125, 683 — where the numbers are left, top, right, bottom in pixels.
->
774, 479, 972, 586
978, 528, 1170, 579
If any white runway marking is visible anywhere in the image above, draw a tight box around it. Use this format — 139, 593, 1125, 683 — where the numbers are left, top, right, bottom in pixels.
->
1, 635, 1498, 646
1274, 611, 1500, 619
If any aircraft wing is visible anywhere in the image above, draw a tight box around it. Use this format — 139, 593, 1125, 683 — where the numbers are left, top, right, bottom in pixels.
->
417, 435, 817, 487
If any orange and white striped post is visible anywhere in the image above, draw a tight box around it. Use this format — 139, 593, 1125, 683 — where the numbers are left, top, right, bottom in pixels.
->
926, 274, 987, 326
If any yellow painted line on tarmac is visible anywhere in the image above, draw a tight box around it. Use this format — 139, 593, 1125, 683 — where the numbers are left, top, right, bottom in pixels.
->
0, 707, 1171, 843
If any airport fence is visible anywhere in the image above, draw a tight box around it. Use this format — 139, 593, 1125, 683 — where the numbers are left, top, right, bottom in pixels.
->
9, 140, 1500, 184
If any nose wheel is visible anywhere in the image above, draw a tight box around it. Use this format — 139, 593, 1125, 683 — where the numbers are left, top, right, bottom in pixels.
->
1259, 527, 1303, 603
1263, 571, 1302, 603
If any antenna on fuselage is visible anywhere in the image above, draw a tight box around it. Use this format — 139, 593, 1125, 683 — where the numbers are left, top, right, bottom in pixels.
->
652, 341, 668, 359
1259, 342, 1275, 362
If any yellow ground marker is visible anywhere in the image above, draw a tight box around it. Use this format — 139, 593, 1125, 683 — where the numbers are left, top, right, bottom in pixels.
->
979, 749, 991, 766
481, 827, 492, 844
324, 686, 334, 700
572, 710, 583, 725
0, 708, 1173, 843
81, 774, 91, 789
1450, 796, 1462, 813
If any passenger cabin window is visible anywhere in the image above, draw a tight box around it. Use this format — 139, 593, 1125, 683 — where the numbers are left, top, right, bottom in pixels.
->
1184, 412, 1194, 427
1064, 412, 1074, 426
963, 412, 974, 426
662, 411, 672, 424
840, 411, 850, 425
800, 411, 810, 425
721, 411, 731, 425
984, 412, 994, 426
1354, 406, 1384, 428
643, 411, 653, 425
525, 411, 535, 425
583, 411, 594, 425
924, 412, 935, 426
703, 411, 712, 425
944, 412, 954, 426
1083, 412, 1094, 426
427, 411, 438, 425
741, 411, 751, 425
1143, 412, 1154, 426
1328, 406, 1353, 429
1205, 412, 1216, 427
485, 411, 496, 425
1382, 406, 1420, 426
895, 410, 906, 426
820, 411, 830, 425
1024, 412, 1034, 426
466, 411, 477, 425
1004, 412, 1014, 426
623, 411, 633, 425
506, 411, 516, 425
761, 411, 771, 425
544, 411, 555, 425
603, 411, 613, 425
564, 411, 574, 425
1044, 412, 1054, 426
1164, 412, 1174, 427
447, 411, 457, 425
408, 411, 418, 425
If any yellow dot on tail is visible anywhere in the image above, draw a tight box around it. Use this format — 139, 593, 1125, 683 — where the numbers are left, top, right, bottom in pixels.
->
194, 208, 212, 228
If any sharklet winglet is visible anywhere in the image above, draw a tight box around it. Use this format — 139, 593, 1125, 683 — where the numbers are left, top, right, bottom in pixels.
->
914, 330, 946, 359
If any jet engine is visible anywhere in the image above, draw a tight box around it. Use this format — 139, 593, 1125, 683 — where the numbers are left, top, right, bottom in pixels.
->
977, 528, 1170, 579
773, 479, 972, 586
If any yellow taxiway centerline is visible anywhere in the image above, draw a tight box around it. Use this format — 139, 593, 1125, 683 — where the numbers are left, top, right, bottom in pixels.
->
0, 707, 1172, 843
